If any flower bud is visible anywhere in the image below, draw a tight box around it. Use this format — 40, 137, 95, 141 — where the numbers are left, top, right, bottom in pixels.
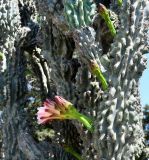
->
54, 96, 73, 112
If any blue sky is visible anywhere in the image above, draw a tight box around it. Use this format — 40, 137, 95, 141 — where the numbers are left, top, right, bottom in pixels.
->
140, 54, 149, 106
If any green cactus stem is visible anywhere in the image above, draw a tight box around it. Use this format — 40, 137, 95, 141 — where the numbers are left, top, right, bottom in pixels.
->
64, 0, 96, 29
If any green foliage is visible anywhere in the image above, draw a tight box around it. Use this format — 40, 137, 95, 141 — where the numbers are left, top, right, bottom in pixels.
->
64, 0, 96, 29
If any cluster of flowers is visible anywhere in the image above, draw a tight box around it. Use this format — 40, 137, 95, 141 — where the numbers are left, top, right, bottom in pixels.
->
37, 96, 93, 132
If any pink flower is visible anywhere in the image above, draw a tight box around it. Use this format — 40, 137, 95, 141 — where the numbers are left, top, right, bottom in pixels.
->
98, 3, 107, 15
37, 97, 72, 124
36, 96, 93, 132
89, 60, 99, 74
54, 96, 73, 112
37, 99, 60, 124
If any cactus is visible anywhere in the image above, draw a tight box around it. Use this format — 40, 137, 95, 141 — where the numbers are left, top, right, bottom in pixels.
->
64, 0, 96, 28
0, 0, 149, 160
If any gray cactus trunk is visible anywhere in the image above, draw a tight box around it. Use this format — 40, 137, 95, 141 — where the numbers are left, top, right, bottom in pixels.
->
0, 0, 148, 160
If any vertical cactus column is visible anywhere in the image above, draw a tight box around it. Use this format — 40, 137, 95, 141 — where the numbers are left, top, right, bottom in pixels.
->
93, 0, 148, 159
64, 0, 96, 29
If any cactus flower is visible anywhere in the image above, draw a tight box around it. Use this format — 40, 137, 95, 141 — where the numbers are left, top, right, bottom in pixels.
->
37, 99, 61, 124
89, 60, 108, 91
37, 96, 93, 132
98, 3, 116, 37
54, 96, 73, 112
117, 0, 122, 6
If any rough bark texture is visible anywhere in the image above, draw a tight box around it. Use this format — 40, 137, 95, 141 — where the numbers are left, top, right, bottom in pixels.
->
0, 0, 149, 160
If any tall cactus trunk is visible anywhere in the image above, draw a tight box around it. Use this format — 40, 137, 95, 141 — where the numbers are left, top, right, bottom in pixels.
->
0, 0, 148, 160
